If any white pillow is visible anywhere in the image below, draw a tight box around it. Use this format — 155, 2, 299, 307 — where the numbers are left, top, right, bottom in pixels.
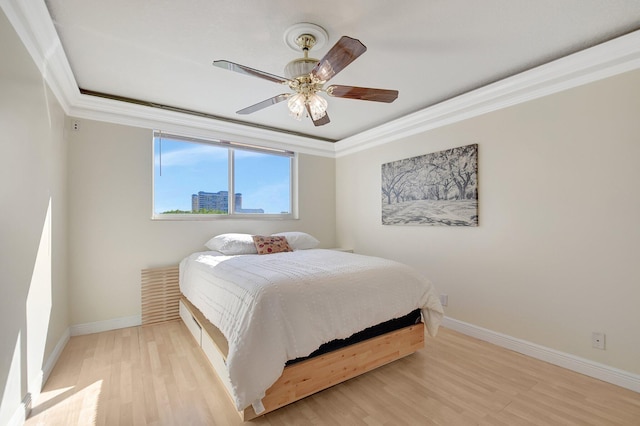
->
272, 232, 319, 250
204, 233, 258, 255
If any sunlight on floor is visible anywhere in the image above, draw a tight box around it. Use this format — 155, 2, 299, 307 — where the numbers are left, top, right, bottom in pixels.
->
27, 380, 102, 425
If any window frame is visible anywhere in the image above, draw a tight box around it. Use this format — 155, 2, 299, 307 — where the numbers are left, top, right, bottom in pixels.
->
151, 131, 297, 220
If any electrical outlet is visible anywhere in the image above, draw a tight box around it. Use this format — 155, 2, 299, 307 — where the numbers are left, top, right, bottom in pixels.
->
439, 294, 448, 307
72, 120, 80, 131
592, 332, 605, 350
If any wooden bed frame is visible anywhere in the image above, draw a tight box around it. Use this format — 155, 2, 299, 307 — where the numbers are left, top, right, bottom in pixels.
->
142, 266, 425, 420
180, 297, 424, 420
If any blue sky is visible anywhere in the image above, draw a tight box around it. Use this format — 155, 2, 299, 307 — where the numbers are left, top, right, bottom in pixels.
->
153, 137, 291, 214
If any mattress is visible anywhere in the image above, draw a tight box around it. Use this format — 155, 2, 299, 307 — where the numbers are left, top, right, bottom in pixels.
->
179, 248, 443, 413
286, 308, 422, 365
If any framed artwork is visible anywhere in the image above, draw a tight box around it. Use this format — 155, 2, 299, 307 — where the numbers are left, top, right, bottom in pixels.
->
381, 144, 478, 226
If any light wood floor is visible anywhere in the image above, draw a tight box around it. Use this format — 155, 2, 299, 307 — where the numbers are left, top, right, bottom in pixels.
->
27, 321, 640, 425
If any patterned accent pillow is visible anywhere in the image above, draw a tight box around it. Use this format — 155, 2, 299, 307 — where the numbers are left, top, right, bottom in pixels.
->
252, 235, 293, 255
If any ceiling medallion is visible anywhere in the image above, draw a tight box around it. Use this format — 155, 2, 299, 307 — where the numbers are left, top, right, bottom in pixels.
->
283, 23, 329, 52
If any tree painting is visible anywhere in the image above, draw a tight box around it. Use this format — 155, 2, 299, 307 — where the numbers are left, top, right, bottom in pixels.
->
381, 144, 478, 226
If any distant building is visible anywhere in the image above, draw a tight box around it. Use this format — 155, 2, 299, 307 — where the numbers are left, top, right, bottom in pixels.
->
191, 191, 263, 213
191, 191, 238, 213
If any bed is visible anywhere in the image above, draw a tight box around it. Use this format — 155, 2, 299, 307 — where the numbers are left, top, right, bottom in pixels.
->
178, 233, 443, 420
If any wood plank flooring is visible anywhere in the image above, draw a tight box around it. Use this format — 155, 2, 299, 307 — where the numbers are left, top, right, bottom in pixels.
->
26, 321, 640, 425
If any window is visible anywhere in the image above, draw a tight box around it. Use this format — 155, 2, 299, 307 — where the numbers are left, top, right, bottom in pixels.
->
152, 131, 295, 219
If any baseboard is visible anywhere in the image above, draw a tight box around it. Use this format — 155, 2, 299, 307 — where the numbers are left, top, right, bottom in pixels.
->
7, 393, 30, 426
7, 328, 70, 426
9, 317, 142, 426
26, 371, 41, 413
442, 317, 640, 393
70, 314, 141, 336
43, 327, 70, 385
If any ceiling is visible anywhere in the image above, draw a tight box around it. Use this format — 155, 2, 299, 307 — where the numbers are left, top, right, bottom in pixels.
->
43, 0, 640, 142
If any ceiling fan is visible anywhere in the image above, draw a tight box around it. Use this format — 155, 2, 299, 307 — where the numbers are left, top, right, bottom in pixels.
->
213, 26, 398, 127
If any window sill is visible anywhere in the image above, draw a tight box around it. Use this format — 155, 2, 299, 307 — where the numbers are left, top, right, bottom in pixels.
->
151, 214, 297, 221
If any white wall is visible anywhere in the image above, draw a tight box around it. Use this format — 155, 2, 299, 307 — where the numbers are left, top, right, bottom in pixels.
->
4, 2, 638, 414
67, 119, 336, 325
0, 9, 69, 425
336, 69, 640, 374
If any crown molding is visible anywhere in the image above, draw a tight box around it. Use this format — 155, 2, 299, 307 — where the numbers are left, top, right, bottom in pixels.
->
1, 0, 78, 112
1, 0, 336, 158
334, 29, 640, 157
4, 0, 639, 159
68, 94, 337, 158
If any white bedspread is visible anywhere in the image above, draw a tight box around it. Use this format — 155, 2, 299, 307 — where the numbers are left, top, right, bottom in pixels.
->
179, 249, 443, 412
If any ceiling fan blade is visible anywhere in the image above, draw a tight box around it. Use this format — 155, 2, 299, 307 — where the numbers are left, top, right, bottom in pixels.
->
213, 60, 288, 84
305, 104, 330, 126
311, 36, 367, 82
237, 94, 290, 115
326, 85, 398, 103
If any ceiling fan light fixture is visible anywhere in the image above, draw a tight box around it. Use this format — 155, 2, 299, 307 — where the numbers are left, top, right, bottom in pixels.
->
307, 94, 328, 120
287, 92, 327, 121
287, 93, 306, 120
